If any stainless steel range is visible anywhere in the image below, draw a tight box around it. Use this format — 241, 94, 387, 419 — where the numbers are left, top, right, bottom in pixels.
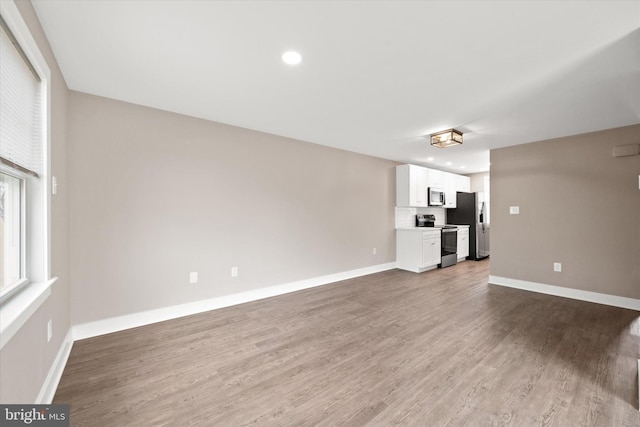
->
439, 225, 458, 268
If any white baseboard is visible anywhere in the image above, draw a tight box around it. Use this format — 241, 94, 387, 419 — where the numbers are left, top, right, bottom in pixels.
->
36, 328, 74, 404
488, 275, 640, 311
73, 262, 397, 341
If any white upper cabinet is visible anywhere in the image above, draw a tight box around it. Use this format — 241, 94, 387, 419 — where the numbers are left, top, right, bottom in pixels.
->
443, 173, 471, 208
443, 172, 457, 208
427, 168, 444, 189
456, 174, 471, 193
397, 164, 470, 208
396, 164, 429, 207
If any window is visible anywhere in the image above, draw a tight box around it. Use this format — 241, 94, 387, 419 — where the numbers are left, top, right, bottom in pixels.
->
0, 171, 24, 296
0, 0, 51, 349
0, 7, 48, 305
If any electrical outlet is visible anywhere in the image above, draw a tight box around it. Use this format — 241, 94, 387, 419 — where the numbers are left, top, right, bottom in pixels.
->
52, 176, 58, 195
47, 320, 52, 342
509, 206, 520, 215
372, 247, 377, 255
554, 262, 562, 272
189, 272, 198, 284
231, 267, 238, 277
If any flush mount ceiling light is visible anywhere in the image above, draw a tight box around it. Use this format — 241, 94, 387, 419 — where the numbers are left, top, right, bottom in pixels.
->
430, 129, 463, 148
282, 51, 302, 65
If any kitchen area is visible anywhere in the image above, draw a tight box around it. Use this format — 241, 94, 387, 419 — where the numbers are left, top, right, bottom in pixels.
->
395, 164, 490, 273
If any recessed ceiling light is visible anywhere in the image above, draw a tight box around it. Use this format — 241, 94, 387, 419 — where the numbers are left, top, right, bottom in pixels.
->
460, 166, 466, 169
427, 157, 434, 161
282, 51, 302, 65
446, 162, 452, 166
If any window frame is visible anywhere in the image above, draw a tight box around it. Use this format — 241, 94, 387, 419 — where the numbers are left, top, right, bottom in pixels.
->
0, 0, 54, 350
0, 166, 28, 301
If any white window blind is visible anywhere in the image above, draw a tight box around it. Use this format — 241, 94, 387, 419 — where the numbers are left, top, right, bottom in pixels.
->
0, 16, 42, 177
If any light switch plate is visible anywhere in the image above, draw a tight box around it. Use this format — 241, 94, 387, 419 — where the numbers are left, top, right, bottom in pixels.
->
554, 262, 562, 272
509, 206, 520, 215
189, 272, 198, 284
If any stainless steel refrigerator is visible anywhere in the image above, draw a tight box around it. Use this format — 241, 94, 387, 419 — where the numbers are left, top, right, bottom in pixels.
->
447, 192, 490, 260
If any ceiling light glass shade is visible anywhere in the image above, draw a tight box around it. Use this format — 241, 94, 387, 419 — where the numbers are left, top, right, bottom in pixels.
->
430, 129, 463, 148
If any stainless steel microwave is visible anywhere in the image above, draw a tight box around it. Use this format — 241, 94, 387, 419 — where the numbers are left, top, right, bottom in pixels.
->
428, 187, 445, 206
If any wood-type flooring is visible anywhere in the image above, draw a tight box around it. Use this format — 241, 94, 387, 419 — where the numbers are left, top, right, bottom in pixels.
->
54, 260, 640, 426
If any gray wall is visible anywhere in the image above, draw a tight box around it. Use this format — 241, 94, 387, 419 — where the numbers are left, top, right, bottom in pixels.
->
490, 124, 640, 299
0, 0, 70, 403
68, 92, 398, 325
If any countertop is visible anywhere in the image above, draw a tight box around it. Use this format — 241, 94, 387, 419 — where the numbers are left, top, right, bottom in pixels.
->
396, 224, 470, 231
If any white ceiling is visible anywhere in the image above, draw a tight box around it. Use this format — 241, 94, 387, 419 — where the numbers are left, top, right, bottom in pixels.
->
32, 0, 640, 173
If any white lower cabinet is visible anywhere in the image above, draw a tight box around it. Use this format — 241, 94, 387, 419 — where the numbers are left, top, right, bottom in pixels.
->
396, 229, 441, 273
457, 227, 470, 261
423, 234, 441, 267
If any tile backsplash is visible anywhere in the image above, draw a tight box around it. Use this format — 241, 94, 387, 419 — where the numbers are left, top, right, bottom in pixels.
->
395, 207, 446, 228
